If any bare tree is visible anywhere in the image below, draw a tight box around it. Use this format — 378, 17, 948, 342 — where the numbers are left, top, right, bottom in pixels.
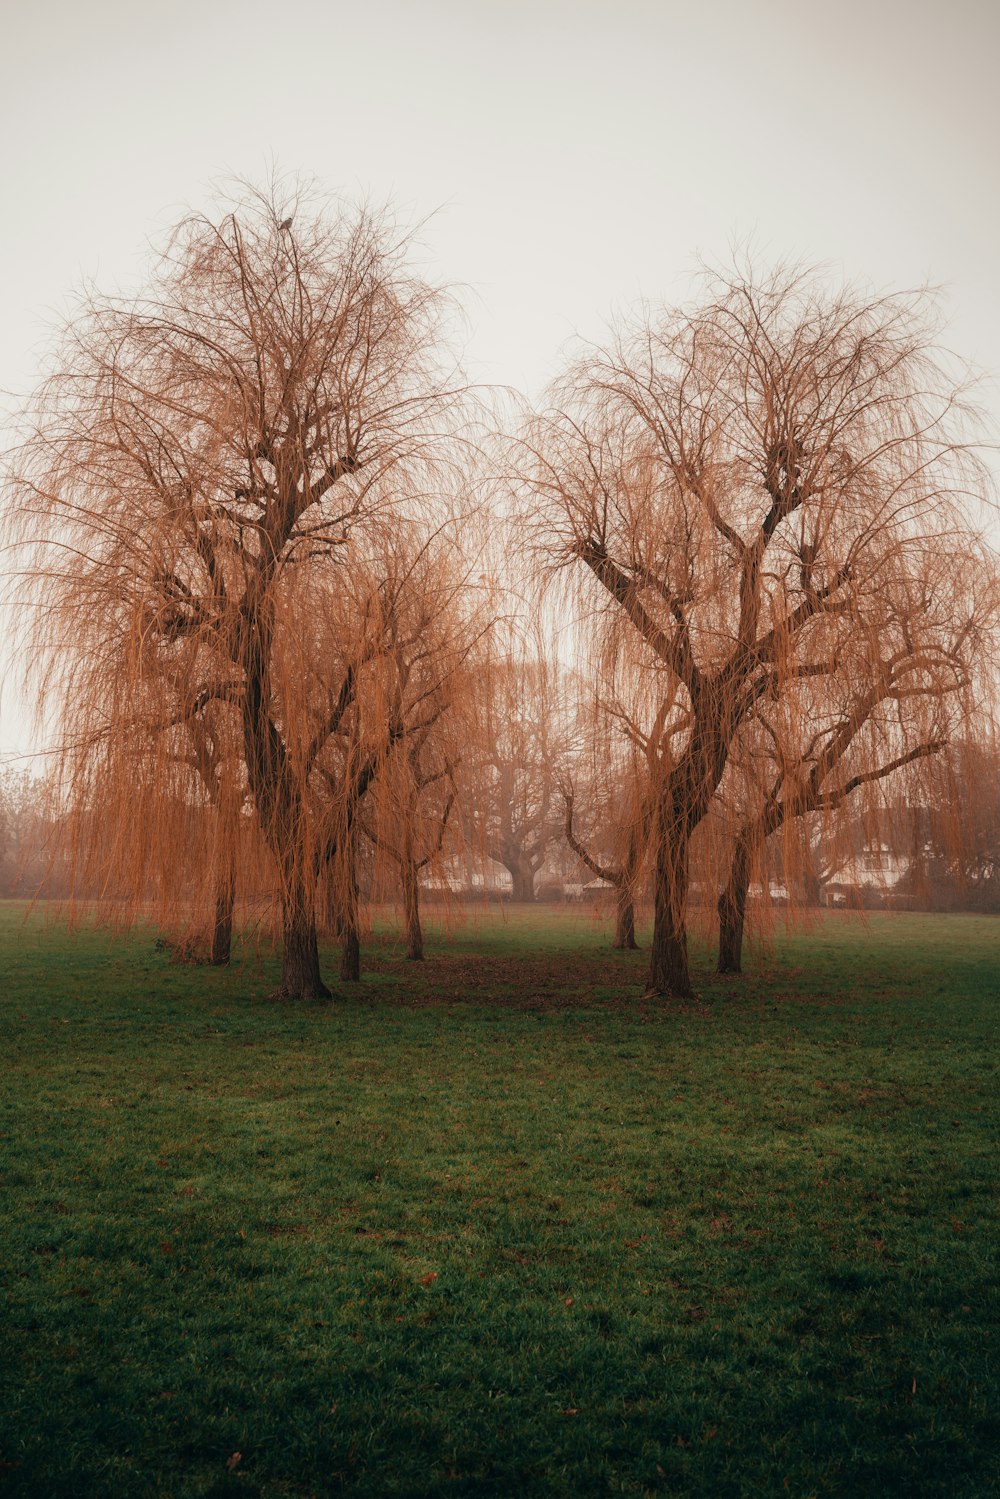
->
910, 734, 1000, 910
364, 738, 457, 959
341, 537, 487, 966
562, 776, 645, 948
469, 642, 568, 902
532, 267, 991, 997
715, 547, 994, 971
6, 182, 466, 998
559, 675, 687, 948
0, 767, 57, 897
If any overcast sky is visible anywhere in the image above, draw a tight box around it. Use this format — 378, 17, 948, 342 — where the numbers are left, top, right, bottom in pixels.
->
2, 0, 998, 756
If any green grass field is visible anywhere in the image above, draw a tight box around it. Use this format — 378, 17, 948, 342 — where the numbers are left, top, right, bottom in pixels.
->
0, 903, 997, 1497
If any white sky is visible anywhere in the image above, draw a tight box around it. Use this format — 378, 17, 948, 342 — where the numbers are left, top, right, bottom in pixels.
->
2, 0, 998, 758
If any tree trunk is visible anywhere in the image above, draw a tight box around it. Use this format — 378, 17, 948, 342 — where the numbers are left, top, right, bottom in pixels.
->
799, 824, 822, 906
613, 884, 637, 950
647, 816, 693, 998
209, 869, 235, 966
717, 835, 752, 974
402, 859, 424, 960
278, 888, 330, 999
338, 834, 361, 983
509, 862, 536, 902
340, 925, 360, 983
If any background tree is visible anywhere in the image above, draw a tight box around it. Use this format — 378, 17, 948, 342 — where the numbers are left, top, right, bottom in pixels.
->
532, 267, 991, 998
330, 536, 487, 968
913, 735, 1000, 910
0, 767, 57, 898
363, 740, 456, 959
6, 182, 465, 998
468, 637, 568, 902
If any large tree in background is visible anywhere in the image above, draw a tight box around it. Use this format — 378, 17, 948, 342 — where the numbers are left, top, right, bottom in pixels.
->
468, 641, 568, 902
532, 267, 990, 998
6, 183, 466, 998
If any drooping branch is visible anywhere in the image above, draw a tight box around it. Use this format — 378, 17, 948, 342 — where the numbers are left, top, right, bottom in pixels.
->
562, 786, 616, 884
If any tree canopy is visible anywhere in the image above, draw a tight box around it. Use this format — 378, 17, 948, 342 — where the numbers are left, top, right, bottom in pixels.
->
6, 183, 473, 996
4, 208, 998, 998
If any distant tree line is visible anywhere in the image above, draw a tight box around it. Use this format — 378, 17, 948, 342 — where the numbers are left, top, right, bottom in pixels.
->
0, 769, 65, 898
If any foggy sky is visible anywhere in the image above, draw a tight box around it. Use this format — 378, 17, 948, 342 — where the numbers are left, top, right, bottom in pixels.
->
2, 0, 998, 758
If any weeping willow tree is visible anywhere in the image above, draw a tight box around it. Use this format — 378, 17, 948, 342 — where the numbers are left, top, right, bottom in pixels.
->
363, 737, 457, 959
326, 535, 491, 968
465, 631, 570, 903
715, 545, 998, 973
5, 181, 469, 998
357, 545, 491, 960
531, 266, 991, 999
561, 664, 690, 950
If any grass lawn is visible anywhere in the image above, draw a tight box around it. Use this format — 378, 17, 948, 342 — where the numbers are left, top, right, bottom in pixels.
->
0, 902, 997, 1496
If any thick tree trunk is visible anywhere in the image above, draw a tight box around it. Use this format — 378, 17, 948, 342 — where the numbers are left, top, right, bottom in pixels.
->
402, 859, 424, 960
717, 836, 752, 974
509, 862, 536, 902
613, 885, 637, 950
278, 889, 330, 999
647, 818, 694, 998
209, 870, 235, 966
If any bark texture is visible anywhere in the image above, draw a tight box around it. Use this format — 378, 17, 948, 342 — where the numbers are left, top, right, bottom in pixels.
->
278, 893, 330, 999
716, 836, 752, 974
209, 872, 235, 966
647, 817, 694, 999
613, 888, 637, 950
402, 860, 424, 960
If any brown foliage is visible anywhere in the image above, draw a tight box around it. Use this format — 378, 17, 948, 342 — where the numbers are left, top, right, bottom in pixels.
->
715, 544, 997, 968
530, 266, 994, 996
6, 182, 472, 996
